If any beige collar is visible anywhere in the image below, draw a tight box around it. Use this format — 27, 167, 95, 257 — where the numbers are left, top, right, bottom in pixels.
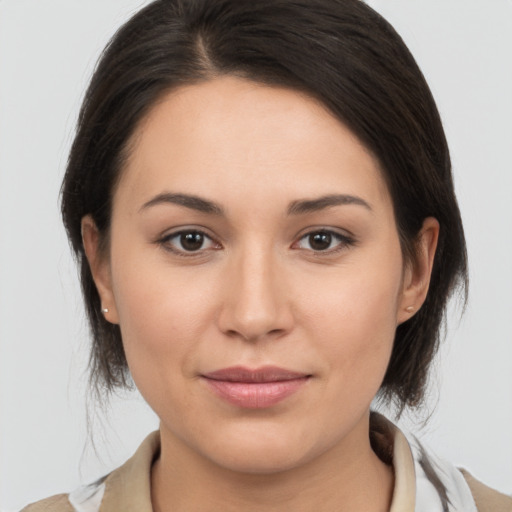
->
99, 419, 416, 512
100, 431, 159, 512
389, 422, 416, 511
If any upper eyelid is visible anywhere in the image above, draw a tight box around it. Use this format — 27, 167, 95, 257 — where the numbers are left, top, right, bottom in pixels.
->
159, 226, 217, 241
295, 226, 355, 241
165, 230, 214, 241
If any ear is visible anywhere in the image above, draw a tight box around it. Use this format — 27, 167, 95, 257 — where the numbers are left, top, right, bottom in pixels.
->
397, 217, 439, 325
81, 215, 119, 324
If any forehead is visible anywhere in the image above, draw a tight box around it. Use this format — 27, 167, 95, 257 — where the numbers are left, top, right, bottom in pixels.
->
116, 76, 391, 215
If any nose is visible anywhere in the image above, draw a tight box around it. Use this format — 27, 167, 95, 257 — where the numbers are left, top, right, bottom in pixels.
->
217, 246, 294, 343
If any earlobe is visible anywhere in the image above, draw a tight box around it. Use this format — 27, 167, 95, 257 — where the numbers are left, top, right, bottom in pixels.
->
81, 215, 119, 324
397, 217, 439, 324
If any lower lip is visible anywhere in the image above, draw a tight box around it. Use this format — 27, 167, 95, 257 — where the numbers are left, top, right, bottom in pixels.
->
203, 378, 309, 409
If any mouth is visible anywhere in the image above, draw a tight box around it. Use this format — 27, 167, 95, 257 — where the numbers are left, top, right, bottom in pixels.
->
201, 366, 311, 409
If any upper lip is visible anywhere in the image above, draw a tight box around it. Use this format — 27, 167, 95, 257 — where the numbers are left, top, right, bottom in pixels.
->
202, 366, 310, 383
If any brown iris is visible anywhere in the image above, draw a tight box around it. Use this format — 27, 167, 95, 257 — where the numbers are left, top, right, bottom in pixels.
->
180, 232, 204, 251
308, 232, 333, 251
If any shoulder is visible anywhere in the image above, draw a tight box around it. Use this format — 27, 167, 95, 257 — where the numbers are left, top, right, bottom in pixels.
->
460, 469, 512, 512
20, 431, 159, 512
372, 412, 511, 512
20, 493, 74, 512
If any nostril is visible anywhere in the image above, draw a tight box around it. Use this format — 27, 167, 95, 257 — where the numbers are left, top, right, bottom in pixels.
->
223, 327, 287, 343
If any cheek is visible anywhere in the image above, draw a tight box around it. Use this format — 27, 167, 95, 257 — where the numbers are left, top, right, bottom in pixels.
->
299, 250, 403, 387
109, 246, 219, 384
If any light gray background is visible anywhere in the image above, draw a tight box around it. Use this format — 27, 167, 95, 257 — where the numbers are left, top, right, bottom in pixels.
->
1, 1, 511, 510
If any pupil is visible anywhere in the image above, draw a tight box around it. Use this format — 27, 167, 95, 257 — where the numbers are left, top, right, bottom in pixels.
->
310, 232, 331, 250
181, 232, 203, 251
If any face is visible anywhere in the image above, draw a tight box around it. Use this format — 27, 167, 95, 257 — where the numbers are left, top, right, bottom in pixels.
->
85, 77, 431, 474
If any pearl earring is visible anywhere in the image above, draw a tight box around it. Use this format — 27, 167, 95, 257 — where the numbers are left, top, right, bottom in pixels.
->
101, 308, 109, 314
405, 306, 414, 313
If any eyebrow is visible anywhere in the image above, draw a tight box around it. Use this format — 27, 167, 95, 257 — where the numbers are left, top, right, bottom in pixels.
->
140, 192, 372, 216
287, 194, 372, 215
140, 193, 224, 215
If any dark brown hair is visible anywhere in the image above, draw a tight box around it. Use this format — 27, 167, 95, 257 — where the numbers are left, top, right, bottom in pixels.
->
61, 0, 468, 410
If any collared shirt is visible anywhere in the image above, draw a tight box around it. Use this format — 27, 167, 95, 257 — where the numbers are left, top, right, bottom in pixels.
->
24, 415, 505, 511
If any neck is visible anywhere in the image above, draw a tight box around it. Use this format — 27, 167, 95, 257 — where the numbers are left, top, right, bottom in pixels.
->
151, 414, 394, 512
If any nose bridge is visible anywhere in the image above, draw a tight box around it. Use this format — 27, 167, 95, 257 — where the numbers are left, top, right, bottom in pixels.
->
219, 241, 292, 341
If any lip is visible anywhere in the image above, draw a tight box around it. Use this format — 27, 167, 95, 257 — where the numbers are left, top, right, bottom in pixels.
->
201, 366, 311, 409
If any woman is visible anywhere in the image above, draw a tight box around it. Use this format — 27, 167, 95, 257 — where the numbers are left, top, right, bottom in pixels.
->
19, 0, 511, 510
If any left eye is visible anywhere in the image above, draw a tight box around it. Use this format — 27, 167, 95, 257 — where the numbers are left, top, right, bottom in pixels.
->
163, 230, 218, 253
295, 230, 351, 252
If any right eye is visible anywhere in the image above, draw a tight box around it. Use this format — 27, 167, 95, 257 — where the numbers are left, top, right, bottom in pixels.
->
293, 229, 355, 254
159, 229, 221, 255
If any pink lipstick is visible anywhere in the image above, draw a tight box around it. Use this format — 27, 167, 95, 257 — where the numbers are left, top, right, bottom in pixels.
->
201, 366, 310, 409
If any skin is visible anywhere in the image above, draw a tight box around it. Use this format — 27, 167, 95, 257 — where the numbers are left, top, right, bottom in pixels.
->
82, 76, 438, 512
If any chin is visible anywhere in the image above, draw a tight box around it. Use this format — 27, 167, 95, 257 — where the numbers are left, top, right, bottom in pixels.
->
214, 444, 309, 475
197, 423, 321, 475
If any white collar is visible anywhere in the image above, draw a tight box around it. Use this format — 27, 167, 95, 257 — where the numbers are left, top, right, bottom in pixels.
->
380, 414, 477, 512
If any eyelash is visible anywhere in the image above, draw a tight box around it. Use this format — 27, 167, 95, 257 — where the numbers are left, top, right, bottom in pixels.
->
157, 228, 355, 258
